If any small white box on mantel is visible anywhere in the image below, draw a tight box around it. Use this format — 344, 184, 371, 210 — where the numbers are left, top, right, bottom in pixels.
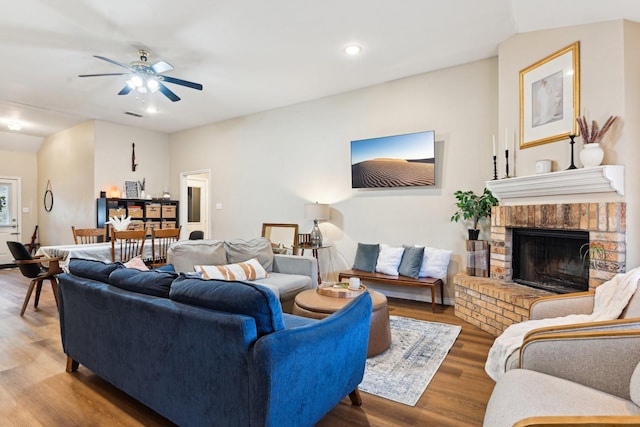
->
535, 159, 552, 174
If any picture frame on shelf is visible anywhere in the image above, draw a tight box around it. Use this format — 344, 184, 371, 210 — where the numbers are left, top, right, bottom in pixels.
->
124, 180, 140, 198
519, 41, 580, 149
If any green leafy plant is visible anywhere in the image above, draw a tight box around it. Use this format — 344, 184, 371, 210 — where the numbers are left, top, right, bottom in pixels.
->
580, 242, 606, 269
450, 188, 498, 230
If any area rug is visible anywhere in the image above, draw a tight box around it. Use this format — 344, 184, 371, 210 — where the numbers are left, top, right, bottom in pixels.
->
359, 315, 461, 406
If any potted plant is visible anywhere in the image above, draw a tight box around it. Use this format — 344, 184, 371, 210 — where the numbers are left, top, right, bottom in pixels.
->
450, 188, 498, 240
580, 242, 606, 270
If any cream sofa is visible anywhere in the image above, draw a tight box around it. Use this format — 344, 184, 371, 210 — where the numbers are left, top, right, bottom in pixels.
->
167, 238, 317, 312
483, 318, 640, 426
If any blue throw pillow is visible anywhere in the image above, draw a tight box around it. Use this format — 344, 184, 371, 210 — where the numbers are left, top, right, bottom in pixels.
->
109, 268, 178, 298
352, 243, 380, 272
398, 245, 425, 279
169, 274, 284, 336
68, 258, 124, 283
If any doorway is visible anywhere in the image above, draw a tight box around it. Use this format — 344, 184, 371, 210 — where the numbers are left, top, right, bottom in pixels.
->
180, 170, 210, 239
0, 177, 21, 265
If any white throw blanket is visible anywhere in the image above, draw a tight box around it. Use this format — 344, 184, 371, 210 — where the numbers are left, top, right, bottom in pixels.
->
485, 267, 640, 382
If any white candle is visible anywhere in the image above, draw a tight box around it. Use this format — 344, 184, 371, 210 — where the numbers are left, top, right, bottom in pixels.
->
505, 128, 508, 152
492, 135, 496, 156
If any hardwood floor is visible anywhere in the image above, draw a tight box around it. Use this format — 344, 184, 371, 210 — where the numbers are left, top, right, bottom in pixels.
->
0, 267, 496, 426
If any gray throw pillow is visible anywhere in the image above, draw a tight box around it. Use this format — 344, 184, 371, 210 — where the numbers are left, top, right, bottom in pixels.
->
398, 245, 425, 279
225, 238, 274, 272
352, 243, 380, 272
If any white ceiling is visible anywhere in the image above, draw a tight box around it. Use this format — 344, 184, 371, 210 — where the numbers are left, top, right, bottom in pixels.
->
1, 0, 639, 150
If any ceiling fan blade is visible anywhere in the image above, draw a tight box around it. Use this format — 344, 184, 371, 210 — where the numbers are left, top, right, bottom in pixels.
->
94, 55, 133, 70
118, 85, 133, 95
78, 73, 128, 77
158, 82, 181, 102
151, 61, 173, 74
160, 75, 203, 91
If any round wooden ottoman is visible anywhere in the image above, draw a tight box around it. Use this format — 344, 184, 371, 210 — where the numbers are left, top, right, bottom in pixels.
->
292, 289, 392, 357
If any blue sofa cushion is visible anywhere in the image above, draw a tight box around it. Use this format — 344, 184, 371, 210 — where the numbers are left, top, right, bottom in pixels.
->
170, 274, 285, 336
68, 258, 124, 283
398, 245, 425, 279
352, 243, 380, 272
109, 268, 178, 298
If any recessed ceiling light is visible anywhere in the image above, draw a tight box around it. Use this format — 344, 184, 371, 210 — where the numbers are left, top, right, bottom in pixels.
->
7, 120, 22, 131
344, 44, 362, 56
146, 107, 158, 114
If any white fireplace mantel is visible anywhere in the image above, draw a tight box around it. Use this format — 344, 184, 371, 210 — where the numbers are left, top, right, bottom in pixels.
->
486, 165, 624, 200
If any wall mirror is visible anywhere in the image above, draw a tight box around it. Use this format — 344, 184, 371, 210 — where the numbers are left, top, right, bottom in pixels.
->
261, 223, 299, 255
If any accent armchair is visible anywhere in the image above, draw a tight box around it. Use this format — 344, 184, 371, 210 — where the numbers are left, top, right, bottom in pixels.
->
484, 319, 640, 427
504, 285, 640, 371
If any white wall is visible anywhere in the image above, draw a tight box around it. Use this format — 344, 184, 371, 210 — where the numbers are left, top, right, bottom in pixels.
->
94, 121, 170, 199
498, 19, 640, 267
169, 58, 499, 301
37, 120, 170, 245
38, 121, 95, 245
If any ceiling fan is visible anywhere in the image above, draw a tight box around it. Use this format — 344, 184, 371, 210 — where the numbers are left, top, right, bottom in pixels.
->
79, 50, 203, 102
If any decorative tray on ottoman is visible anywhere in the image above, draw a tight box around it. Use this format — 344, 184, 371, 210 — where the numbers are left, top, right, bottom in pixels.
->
317, 282, 367, 298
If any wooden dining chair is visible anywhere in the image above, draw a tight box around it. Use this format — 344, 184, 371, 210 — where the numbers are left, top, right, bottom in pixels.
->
296, 233, 312, 255
150, 226, 181, 268
111, 229, 146, 263
6, 241, 63, 316
72, 226, 107, 244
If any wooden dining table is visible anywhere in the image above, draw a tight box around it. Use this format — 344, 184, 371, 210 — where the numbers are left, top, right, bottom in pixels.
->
36, 242, 153, 271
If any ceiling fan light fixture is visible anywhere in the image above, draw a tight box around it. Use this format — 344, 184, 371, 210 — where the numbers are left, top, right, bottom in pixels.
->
146, 78, 159, 92
127, 75, 143, 89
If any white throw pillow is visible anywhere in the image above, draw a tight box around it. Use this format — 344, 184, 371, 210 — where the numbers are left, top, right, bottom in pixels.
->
375, 244, 405, 276
195, 258, 268, 281
417, 246, 452, 280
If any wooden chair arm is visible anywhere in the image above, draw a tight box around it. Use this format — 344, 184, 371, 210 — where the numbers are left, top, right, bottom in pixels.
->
523, 318, 640, 341
513, 415, 640, 426
14, 257, 63, 274
14, 256, 62, 265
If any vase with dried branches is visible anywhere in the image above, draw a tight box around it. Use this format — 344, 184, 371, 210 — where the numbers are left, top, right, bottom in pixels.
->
576, 115, 618, 167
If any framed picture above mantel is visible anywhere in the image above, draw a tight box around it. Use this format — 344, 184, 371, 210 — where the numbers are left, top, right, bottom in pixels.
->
519, 41, 580, 149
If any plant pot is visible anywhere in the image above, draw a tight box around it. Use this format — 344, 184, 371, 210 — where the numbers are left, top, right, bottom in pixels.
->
468, 229, 480, 240
579, 143, 604, 168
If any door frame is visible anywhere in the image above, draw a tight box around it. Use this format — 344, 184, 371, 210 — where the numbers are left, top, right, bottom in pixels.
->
179, 169, 211, 240
0, 176, 22, 266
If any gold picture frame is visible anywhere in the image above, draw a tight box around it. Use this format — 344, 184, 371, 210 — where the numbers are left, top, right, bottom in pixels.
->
519, 42, 580, 149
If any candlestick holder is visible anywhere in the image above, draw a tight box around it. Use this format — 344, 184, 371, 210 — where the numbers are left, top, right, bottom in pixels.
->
566, 134, 577, 170
503, 149, 511, 179
492, 155, 498, 180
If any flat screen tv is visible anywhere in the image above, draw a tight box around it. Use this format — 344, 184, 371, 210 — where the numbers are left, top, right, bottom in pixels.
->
350, 130, 435, 188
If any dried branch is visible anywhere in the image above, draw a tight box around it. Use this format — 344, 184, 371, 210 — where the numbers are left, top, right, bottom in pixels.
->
576, 115, 618, 144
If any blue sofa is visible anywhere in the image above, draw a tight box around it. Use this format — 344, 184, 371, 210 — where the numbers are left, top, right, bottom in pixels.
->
58, 259, 372, 427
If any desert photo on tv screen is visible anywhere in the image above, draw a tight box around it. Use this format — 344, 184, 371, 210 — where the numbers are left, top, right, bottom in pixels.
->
351, 130, 435, 188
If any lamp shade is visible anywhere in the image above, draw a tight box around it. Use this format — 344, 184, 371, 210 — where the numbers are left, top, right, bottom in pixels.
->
305, 202, 330, 221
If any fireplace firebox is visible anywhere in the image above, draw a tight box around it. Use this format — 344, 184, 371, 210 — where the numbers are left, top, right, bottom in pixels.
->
512, 228, 589, 294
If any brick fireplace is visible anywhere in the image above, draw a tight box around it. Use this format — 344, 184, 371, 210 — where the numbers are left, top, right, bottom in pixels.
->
455, 201, 626, 336
453, 167, 626, 336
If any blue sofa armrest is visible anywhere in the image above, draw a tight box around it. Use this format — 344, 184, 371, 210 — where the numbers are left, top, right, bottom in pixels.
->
248, 292, 372, 427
